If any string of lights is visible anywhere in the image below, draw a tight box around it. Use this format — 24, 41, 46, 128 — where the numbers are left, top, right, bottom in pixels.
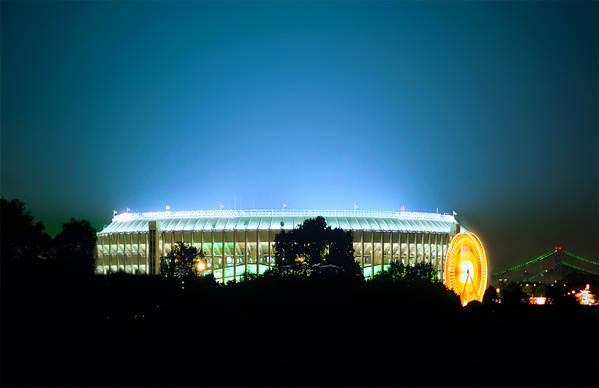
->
561, 261, 599, 276
492, 250, 554, 275
563, 250, 599, 266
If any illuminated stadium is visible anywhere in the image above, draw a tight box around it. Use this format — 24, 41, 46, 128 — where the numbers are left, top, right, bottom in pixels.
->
96, 209, 465, 283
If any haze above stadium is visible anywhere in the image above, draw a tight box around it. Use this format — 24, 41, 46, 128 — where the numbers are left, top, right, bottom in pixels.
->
2, 1, 597, 272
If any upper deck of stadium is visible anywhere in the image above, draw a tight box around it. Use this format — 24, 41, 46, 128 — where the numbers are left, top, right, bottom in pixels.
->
99, 209, 459, 234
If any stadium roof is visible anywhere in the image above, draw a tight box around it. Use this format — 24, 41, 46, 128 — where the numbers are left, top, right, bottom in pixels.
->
100, 209, 459, 234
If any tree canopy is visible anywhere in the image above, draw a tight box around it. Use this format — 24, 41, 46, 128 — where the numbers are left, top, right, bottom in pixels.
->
160, 242, 203, 279
273, 216, 361, 277
52, 218, 97, 276
1, 197, 50, 264
373, 260, 439, 283
1, 198, 97, 278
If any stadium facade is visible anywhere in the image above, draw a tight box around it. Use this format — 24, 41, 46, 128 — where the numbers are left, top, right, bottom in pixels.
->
96, 209, 463, 282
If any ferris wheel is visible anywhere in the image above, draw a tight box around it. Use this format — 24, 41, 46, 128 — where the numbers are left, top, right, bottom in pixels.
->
445, 232, 488, 306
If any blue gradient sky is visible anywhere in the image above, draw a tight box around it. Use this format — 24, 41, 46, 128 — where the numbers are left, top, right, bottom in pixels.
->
2, 1, 597, 271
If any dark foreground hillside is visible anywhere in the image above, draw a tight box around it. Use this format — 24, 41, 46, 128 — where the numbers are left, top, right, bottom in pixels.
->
2, 274, 597, 387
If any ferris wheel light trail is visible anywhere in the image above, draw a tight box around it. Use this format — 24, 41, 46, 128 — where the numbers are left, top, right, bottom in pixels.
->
461, 269, 470, 302
445, 232, 488, 306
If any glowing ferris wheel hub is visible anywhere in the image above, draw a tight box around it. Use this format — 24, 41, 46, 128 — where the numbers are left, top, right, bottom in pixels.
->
445, 232, 488, 306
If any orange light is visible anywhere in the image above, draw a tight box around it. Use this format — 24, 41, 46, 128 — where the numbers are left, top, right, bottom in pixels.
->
445, 232, 488, 306
196, 259, 206, 273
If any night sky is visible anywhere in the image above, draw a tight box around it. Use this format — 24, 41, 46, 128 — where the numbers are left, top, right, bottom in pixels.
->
2, 1, 597, 273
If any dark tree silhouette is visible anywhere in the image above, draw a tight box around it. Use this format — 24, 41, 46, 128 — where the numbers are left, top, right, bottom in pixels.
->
373, 261, 437, 282
522, 283, 534, 297
52, 218, 97, 276
274, 216, 361, 277
239, 271, 258, 282
1, 197, 50, 264
299, 216, 329, 266
501, 282, 527, 306
545, 283, 578, 306
325, 227, 362, 275
372, 259, 406, 281
482, 285, 498, 305
534, 284, 547, 297
160, 242, 202, 279
390, 260, 406, 278
273, 228, 301, 272
404, 262, 438, 282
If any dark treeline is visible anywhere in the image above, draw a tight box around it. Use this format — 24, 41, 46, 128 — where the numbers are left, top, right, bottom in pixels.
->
2, 199, 598, 387
4, 272, 598, 387
1, 198, 96, 277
